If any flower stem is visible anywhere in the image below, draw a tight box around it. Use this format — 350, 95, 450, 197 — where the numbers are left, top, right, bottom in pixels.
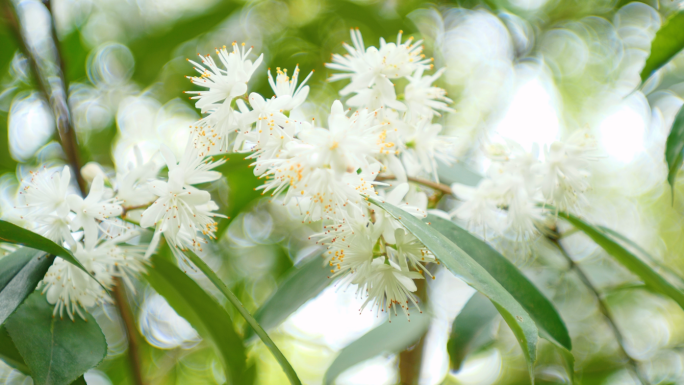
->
183, 251, 302, 385
550, 235, 649, 385
111, 277, 146, 385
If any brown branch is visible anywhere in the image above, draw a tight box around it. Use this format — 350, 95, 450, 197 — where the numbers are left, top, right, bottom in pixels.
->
377, 174, 453, 195
398, 279, 427, 385
111, 277, 146, 385
550, 235, 649, 385
5, 3, 145, 384
2, 0, 86, 194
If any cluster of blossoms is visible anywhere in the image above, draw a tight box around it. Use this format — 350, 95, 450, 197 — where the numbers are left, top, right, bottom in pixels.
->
185, 31, 457, 319
6, 29, 598, 322
452, 132, 599, 240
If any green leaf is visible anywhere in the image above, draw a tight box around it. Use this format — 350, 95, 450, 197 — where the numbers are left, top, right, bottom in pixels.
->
370, 198, 538, 383
0, 220, 102, 288
427, 215, 571, 350
248, 251, 329, 340
324, 311, 430, 385
447, 292, 498, 371
554, 207, 684, 310
640, 11, 684, 83
597, 225, 684, 288
665, 104, 684, 201
0, 248, 55, 325
70, 376, 87, 385
0, 324, 29, 374
437, 162, 483, 187
182, 250, 302, 385
541, 332, 575, 384
144, 254, 247, 385
5, 292, 107, 385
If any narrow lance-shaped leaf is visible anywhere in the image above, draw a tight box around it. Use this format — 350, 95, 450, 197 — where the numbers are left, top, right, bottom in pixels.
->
0, 248, 55, 325
598, 225, 684, 288
247, 251, 329, 340
0, 220, 102, 288
144, 255, 247, 385
447, 292, 499, 371
370, 198, 538, 383
640, 11, 684, 83
183, 250, 302, 385
5, 292, 107, 385
427, 215, 571, 350
324, 311, 430, 385
665, 104, 684, 201
552, 206, 684, 310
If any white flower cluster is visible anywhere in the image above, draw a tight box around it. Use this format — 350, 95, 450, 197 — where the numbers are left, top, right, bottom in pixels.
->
180, 31, 457, 319
452, 132, 599, 240
15, 166, 145, 319
8, 29, 598, 322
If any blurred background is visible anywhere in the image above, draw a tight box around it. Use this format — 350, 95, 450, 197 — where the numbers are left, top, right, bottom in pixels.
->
2, 0, 684, 384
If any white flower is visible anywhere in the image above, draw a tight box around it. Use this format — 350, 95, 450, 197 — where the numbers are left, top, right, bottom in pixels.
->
185, 42, 263, 114
401, 118, 456, 180
238, 93, 293, 152
295, 100, 384, 173
451, 181, 504, 235
67, 174, 124, 248
389, 228, 435, 278
40, 257, 109, 320
357, 259, 423, 319
161, 142, 225, 191
315, 215, 380, 279
18, 165, 71, 218
539, 131, 598, 211
115, 160, 159, 208
404, 68, 454, 118
140, 179, 221, 256
346, 76, 405, 111
74, 234, 146, 289
32, 214, 74, 246
326, 29, 432, 95
267, 66, 313, 111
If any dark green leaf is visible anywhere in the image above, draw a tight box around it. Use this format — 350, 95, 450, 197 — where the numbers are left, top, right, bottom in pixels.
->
145, 254, 247, 384
182, 250, 302, 385
324, 311, 430, 385
0, 220, 101, 288
0, 324, 29, 374
665, 104, 684, 201
428, 215, 571, 350
0, 248, 55, 325
248, 251, 329, 340
554, 207, 684, 310
447, 292, 498, 371
70, 376, 87, 385
5, 292, 107, 385
640, 11, 684, 83
370, 198, 538, 383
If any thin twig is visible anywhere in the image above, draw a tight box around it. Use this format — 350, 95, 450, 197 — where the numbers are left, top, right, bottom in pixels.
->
550, 235, 649, 385
5, 4, 145, 383
3, 0, 86, 194
111, 277, 146, 385
376, 174, 454, 195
